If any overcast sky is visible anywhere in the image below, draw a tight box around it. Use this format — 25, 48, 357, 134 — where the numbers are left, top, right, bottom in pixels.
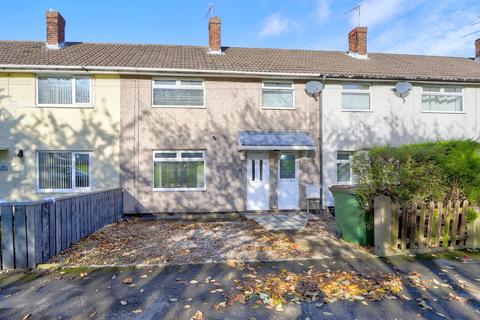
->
1, 0, 480, 57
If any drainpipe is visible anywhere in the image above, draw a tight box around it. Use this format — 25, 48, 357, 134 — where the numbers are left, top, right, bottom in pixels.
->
319, 75, 326, 212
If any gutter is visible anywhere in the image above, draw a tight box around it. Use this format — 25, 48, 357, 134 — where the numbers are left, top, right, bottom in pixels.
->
2, 64, 480, 84
0, 64, 322, 79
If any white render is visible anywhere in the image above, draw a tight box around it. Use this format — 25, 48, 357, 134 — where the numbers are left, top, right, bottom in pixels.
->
321, 80, 480, 206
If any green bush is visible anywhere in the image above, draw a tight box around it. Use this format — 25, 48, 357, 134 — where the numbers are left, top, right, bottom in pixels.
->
352, 140, 480, 212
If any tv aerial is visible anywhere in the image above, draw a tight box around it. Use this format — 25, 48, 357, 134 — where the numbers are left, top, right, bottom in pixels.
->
345, 2, 362, 26
206, 3, 215, 18
461, 16, 480, 38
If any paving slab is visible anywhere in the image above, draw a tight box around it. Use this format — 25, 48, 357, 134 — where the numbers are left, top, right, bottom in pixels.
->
241, 211, 316, 231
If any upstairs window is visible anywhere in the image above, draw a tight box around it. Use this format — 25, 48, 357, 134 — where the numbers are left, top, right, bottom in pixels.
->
152, 79, 204, 107
153, 151, 206, 190
262, 81, 294, 109
341, 83, 370, 111
422, 86, 463, 112
37, 77, 91, 106
37, 151, 92, 192
336, 151, 353, 184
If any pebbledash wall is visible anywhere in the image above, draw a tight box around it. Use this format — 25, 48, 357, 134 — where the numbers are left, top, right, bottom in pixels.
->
0, 73, 121, 201
321, 81, 480, 206
120, 76, 320, 213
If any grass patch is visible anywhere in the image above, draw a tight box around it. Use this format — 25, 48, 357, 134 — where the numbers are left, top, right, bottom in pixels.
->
59, 265, 136, 275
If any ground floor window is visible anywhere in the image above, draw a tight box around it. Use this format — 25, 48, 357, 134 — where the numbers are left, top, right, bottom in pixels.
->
336, 151, 353, 184
37, 151, 92, 192
153, 151, 205, 191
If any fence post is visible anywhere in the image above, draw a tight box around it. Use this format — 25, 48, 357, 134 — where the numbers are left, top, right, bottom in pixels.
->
467, 217, 480, 249
374, 196, 393, 256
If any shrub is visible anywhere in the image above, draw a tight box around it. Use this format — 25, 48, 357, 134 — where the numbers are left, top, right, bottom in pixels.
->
351, 140, 480, 212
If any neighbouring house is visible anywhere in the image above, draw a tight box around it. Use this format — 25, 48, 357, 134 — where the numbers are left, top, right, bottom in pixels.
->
1, 10, 480, 213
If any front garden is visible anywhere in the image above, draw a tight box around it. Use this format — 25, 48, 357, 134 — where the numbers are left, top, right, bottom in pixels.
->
50, 215, 371, 267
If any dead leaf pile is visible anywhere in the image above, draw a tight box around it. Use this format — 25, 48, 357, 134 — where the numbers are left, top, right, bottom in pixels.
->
231, 269, 404, 308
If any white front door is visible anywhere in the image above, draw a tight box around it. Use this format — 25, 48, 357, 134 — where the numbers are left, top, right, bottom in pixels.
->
246, 152, 270, 210
278, 152, 299, 210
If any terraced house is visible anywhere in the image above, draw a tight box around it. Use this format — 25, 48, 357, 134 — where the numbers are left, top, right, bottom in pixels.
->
1, 10, 480, 213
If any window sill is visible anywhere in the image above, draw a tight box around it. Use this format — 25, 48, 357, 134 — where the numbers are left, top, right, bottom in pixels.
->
36, 104, 94, 109
421, 110, 466, 114
262, 107, 295, 110
153, 188, 206, 192
341, 109, 373, 113
37, 189, 91, 194
152, 105, 206, 109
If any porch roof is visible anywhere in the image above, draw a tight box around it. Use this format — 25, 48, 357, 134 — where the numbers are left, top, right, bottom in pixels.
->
238, 131, 316, 151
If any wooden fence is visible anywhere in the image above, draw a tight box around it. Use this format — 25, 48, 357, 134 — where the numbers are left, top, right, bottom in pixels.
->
0, 188, 123, 270
374, 196, 479, 256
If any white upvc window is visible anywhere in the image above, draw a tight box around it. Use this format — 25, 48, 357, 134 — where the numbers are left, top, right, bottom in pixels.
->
37, 151, 92, 192
336, 151, 353, 184
341, 83, 371, 111
421, 86, 463, 112
152, 79, 205, 108
262, 81, 294, 109
153, 150, 206, 191
37, 76, 92, 106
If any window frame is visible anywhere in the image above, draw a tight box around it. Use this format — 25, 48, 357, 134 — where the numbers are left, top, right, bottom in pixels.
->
341, 83, 371, 112
152, 150, 207, 191
261, 80, 295, 110
336, 151, 353, 184
36, 76, 93, 107
421, 85, 464, 113
36, 151, 93, 193
152, 78, 206, 108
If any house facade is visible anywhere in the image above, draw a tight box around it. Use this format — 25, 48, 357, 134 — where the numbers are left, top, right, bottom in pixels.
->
1, 10, 480, 213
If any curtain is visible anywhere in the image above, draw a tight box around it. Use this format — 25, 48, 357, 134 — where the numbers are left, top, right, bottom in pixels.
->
153, 88, 203, 106
262, 90, 293, 108
38, 152, 72, 189
75, 78, 90, 104
38, 78, 72, 104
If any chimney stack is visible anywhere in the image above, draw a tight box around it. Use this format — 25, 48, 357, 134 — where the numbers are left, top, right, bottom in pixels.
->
348, 27, 368, 57
208, 17, 222, 54
476, 38, 480, 61
46, 10, 66, 49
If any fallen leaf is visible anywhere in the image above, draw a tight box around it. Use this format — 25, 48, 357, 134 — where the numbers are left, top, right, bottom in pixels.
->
132, 309, 142, 314
122, 277, 133, 284
184, 304, 191, 309
191, 310, 204, 320
190, 280, 199, 284
120, 300, 128, 306
418, 300, 432, 311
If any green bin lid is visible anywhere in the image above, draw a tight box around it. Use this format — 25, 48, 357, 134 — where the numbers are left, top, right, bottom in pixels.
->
329, 185, 357, 194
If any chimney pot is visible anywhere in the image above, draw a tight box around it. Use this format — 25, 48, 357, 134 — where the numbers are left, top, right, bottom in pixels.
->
46, 10, 66, 49
348, 27, 368, 57
208, 16, 222, 54
476, 38, 480, 61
